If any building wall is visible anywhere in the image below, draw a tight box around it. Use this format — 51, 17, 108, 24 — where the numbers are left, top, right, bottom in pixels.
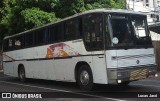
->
150, 31, 160, 69
152, 41, 160, 70
126, 0, 160, 25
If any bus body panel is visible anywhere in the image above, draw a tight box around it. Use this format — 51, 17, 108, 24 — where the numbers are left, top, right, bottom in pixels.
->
92, 53, 108, 84
106, 48, 157, 84
3, 39, 108, 84
116, 48, 155, 68
3, 62, 14, 76
106, 50, 117, 68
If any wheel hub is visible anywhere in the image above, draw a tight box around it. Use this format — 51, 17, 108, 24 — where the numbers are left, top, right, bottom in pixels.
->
80, 70, 89, 85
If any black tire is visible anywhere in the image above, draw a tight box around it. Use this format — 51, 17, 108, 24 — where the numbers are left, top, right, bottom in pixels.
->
18, 66, 26, 82
77, 65, 93, 91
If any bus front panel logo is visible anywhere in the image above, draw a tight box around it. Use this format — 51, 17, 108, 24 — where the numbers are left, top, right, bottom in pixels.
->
136, 60, 140, 64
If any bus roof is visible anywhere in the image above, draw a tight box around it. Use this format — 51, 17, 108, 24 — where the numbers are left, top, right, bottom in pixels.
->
4, 8, 146, 39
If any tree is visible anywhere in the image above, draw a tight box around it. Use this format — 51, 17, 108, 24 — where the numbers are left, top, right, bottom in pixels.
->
15, 0, 58, 12
0, 0, 59, 36
21, 8, 59, 30
85, 0, 125, 10
55, 0, 85, 18
114, 0, 126, 9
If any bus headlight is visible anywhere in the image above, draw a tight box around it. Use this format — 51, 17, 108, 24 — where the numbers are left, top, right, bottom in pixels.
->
117, 80, 122, 83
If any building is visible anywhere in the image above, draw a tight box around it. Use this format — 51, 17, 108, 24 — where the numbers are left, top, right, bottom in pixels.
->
126, 0, 160, 25
126, 0, 160, 67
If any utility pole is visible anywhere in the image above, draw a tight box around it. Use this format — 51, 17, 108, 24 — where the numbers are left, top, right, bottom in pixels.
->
153, 0, 156, 23
133, 0, 135, 11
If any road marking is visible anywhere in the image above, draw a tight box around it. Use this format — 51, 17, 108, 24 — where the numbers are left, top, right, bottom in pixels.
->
140, 79, 160, 83
131, 83, 160, 88
0, 81, 125, 101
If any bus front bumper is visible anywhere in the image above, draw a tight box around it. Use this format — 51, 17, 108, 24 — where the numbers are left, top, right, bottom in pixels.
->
107, 65, 158, 84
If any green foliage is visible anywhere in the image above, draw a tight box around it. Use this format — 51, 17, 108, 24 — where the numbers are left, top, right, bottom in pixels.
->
21, 8, 59, 29
55, 0, 85, 18
15, 0, 58, 12
85, 0, 125, 10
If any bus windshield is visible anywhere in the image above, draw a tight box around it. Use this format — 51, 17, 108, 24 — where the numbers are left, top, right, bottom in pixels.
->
108, 14, 152, 48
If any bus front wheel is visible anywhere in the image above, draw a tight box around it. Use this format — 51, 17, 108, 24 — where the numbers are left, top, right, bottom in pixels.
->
18, 66, 26, 82
78, 65, 93, 91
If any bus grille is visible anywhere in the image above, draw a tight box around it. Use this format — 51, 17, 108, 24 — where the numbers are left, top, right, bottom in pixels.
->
130, 69, 147, 80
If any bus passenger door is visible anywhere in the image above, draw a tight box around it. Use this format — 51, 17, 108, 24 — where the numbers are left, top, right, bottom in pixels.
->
83, 13, 107, 84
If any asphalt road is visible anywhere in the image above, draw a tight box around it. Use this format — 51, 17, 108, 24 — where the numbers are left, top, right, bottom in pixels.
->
0, 70, 160, 101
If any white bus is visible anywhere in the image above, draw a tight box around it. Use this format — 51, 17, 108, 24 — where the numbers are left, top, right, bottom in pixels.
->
2, 9, 158, 90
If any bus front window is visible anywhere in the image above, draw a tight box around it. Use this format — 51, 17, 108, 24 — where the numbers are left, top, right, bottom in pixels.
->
131, 15, 152, 45
107, 14, 152, 48
110, 15, 133, 47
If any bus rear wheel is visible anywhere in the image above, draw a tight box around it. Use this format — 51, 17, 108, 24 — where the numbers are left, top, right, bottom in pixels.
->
77, 65, 93, 91
18, 66, 26, 82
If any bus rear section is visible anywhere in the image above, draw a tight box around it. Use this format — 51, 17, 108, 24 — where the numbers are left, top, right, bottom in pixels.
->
106, 13, 158, 85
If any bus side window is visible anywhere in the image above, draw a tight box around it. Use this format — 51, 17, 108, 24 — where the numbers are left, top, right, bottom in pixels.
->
83, 14, 103, 51
65, 19, 77, 40
3, 39, 9, 52
83, 15, 92, 51
25, 32, 34, 47
14, 35, 24, 49
54, 23, 64, 42
34, 29, 45, 45
77, 18, 82, 37
43, 28, 47, 44
92, 15, 103, 50
48, 26, 55, 43
8, 38, 14, 51
105, 15, 111, 48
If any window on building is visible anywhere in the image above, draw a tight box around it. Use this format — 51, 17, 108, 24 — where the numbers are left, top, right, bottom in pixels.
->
146, 3, 149, 6
146, 0, 149, 6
